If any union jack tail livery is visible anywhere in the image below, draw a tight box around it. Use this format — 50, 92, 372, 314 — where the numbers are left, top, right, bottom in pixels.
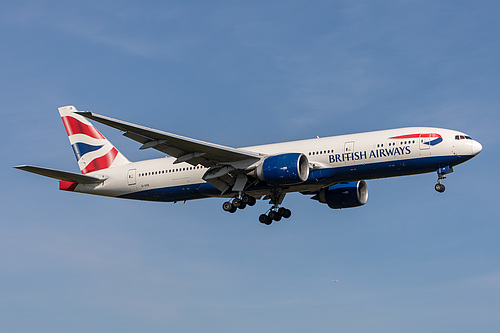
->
58, 106, 129, 174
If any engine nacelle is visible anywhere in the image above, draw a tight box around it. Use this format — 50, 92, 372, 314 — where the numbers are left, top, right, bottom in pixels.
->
317, 181, 368, 209
255, 153, 310, 185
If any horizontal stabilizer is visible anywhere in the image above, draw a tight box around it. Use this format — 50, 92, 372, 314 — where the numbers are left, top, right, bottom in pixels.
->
14, 165, 105, 183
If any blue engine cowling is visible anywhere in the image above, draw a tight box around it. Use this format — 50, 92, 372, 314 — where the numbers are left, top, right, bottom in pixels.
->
255, 153, 310, 185
316, 181, 368, 209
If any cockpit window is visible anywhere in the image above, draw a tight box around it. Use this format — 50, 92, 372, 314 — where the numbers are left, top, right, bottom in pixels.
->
455, 135, 473, 140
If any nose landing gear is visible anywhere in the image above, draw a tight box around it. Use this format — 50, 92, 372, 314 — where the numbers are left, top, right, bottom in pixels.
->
435, 166, 453, 193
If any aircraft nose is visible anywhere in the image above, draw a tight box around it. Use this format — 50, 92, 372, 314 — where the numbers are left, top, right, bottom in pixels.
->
472, 140, 482, 155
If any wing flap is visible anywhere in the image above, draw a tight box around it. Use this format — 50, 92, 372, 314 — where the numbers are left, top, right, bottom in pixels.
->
14, 165, 105, 183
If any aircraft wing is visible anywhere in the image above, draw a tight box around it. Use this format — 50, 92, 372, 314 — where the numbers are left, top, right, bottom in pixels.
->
14, 165, 105, 183
76, 111, 263, 193
76, 111, 262, 168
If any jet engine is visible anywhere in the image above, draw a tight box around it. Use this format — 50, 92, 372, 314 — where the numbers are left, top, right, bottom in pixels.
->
254, 153, 309, 185
316, 181, 368, 209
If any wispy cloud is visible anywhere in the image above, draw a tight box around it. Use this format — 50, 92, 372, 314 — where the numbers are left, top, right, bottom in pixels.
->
1, 2, 205, 59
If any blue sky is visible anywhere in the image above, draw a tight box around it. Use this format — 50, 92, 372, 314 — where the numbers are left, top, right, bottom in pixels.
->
1, 1, 499, 332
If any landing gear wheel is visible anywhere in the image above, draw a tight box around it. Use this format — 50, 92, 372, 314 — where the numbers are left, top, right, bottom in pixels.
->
259, 214, 271, 225
232, 198, 245, 209
435, 183, 446, 193
242, 195, 256, 206
222, 201, 233, 212
268, 210, 282, 222
278, 207, 292, 219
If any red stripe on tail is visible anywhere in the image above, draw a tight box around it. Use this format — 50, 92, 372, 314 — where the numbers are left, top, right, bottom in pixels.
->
61, 116, 105, 139
59, 180, 78, 191
81, 147, 119, 174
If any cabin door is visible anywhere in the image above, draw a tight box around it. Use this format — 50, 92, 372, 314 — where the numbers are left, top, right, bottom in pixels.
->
127, 169, 136, 185
344, 141, 355, 153
419, 134, 431, 150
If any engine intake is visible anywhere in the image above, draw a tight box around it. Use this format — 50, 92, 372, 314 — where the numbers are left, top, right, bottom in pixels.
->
317, 181, 368, 209
255, 153, 309, 185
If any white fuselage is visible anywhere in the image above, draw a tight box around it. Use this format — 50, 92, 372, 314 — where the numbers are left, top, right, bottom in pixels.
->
73, 127, 481, 202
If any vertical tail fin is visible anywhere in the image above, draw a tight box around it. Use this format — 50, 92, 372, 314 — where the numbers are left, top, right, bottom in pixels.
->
58, 105, 130, 174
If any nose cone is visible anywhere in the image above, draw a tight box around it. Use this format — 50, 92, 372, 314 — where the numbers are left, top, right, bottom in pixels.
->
472, 140, 483, 155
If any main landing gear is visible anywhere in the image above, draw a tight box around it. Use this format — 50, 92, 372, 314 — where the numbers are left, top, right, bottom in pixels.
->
222, 190, 292, 225
257, 190, 291, 226
258, 207, 292, 225
222, 194, 257, 213
435, 166, 453, 193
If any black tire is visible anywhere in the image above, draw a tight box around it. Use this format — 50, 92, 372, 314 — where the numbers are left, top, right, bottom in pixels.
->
435, 183, 445, 193
242, 195, 257, 206
222, 201, 233, 212
237, 202, 247, 210
278, 207, 292, 219
232, 198, 243, 208
229, 205, 237, 213
268, 210, 278, 220
259, 214, 271, 225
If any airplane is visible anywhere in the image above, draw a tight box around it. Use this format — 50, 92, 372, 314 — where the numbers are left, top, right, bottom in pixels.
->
15, 106, 482, 225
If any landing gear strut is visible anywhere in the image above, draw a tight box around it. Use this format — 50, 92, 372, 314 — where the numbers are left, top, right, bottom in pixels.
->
258, 190, 292, 226
435, 166, 453, 193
